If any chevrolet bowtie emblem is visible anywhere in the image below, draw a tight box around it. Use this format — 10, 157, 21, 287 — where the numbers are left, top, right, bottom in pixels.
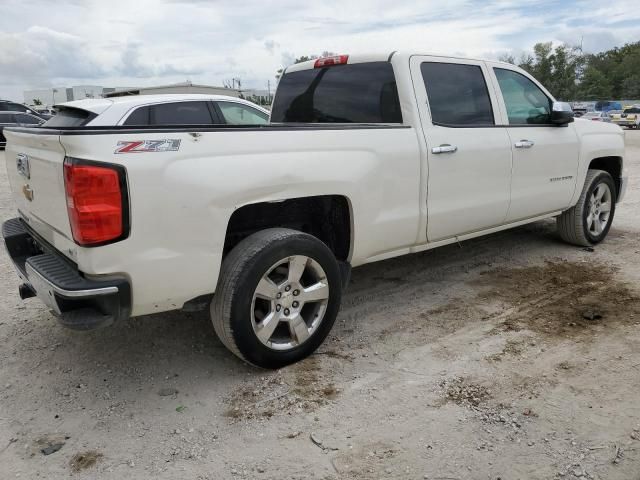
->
22, 184, 34, 202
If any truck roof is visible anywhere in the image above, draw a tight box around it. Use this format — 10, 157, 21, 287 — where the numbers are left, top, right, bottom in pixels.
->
285, 51, 514, 73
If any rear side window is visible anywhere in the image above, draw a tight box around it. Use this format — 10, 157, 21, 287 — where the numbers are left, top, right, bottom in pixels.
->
271, 62, 402, 123
217, 102, 268, 125
123, 106, 151, 125
44, 107, 95, 127
151, 101, 213, 124
421, 62, 494, 126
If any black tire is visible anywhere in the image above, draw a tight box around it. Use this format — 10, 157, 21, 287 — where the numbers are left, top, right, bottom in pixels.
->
557, 169, 617, 246
211, 228, 342, 368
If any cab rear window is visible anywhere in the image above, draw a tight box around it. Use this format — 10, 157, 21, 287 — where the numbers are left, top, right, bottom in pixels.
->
271, 62, 402, 124
44, 107, 95, 127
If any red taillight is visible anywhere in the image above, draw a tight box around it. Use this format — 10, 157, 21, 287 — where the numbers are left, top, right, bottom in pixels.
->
64, 159, 126, 246
314, 55, 349, 68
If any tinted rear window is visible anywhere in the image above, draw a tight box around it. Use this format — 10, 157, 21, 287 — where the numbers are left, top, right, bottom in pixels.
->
44, 107, 94, 127
625, 107, 640, 113
271, 62, 402, 123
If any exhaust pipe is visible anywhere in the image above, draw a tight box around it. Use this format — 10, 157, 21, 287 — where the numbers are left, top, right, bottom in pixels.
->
19, 283, 36, 300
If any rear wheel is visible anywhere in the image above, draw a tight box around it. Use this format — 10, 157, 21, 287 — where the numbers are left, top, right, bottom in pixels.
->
557, 169, 616, 246
211, 228, 342, 368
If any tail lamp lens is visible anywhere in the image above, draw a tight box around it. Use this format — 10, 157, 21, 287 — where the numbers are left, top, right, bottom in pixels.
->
314, 55, 349, 68
63, 159, 126, 246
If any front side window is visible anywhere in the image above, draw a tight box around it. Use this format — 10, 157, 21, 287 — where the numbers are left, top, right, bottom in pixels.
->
421, 62, 495, 126
217, 102, 268, 125
0, 113, 14, 123
271, 62, 402, 123
151, 101, 213, 125
494, 68, 552, 125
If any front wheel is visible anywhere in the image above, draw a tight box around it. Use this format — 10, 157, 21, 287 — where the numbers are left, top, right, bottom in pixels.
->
211, 228, 342, 368
557, 169, 616, 246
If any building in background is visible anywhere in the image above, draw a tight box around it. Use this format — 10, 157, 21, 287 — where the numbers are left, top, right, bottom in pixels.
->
24, 85, 126, 106
104, 81, 239, 98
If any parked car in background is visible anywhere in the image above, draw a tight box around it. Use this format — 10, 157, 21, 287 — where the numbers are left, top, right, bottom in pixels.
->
0, 112, 44, 148
610, 106, 640, 129
0, 100, 52, 120
582, 111, 612, 122
45, 94, 270, 128
594, 100, 623, 113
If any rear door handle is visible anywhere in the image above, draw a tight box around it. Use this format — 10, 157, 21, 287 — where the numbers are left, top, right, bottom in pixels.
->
514, 140, 534, 149
431, 144, 458, 154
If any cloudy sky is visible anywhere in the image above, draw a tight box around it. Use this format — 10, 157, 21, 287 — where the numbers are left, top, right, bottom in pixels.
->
1, 0, 639, 101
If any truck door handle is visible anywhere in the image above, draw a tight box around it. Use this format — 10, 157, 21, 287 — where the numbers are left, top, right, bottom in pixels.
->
431, 144, 458, 154
514, 140, 534, 149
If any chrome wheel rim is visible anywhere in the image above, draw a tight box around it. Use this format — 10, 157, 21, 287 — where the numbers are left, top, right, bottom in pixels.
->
251, 255, 329, 351
587, 182, 612, 236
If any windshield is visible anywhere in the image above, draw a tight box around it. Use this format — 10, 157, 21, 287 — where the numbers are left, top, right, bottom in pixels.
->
271, 62, 402, 124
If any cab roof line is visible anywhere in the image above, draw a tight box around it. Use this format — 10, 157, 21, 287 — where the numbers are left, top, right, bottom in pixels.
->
388, 51, 397, 61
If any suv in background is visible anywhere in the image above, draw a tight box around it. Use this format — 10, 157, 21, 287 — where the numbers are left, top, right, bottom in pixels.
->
0, 100, 52, 120
0, 112, 44, 148
610, 106, 640, 129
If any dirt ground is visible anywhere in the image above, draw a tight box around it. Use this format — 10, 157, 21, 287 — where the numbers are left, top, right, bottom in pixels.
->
1, 131, 640, 480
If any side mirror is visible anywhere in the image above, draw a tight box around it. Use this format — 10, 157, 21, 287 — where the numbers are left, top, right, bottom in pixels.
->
551, 102, 574, 125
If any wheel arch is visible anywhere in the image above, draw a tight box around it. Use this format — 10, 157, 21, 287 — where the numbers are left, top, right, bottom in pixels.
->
588, 156, 622, 197
223, 194, 354, 263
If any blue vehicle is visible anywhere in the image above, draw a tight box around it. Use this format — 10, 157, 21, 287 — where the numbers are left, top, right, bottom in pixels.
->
595, 101, 622, 112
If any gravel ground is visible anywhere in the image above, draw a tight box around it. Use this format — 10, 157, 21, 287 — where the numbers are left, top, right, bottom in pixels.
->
1, 131, 639, 480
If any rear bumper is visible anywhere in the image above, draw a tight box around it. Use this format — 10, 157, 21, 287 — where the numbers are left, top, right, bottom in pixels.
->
2, 217, 131, 329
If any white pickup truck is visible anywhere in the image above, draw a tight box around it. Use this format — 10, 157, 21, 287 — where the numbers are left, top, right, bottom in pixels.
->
2, 52, 627, 368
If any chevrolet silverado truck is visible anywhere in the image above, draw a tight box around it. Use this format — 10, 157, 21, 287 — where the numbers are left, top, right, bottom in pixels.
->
2, 53, 627, 368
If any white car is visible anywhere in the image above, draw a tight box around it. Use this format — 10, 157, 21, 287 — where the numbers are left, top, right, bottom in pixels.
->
2, 52, 626, 368
44, 94, 269, 127
581, 111, 612, 123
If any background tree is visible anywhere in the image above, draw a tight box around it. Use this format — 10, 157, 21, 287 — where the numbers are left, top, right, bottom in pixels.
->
32, 98, 43, 106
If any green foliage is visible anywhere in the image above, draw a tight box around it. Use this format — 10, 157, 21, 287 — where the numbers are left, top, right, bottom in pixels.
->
32, 98, 43, 106
515, 40, 640, 101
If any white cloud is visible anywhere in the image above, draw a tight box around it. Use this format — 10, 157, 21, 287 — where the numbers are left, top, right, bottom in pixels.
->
0, 0, 639, 101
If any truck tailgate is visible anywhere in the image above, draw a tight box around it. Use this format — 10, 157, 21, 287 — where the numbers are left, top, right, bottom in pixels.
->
4, 129, 73, 242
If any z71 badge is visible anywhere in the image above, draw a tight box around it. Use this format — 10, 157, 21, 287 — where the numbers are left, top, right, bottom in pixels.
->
114, 139, 181, 154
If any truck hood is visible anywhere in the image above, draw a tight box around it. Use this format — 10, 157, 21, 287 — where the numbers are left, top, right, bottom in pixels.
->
573, 117, 624, 136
